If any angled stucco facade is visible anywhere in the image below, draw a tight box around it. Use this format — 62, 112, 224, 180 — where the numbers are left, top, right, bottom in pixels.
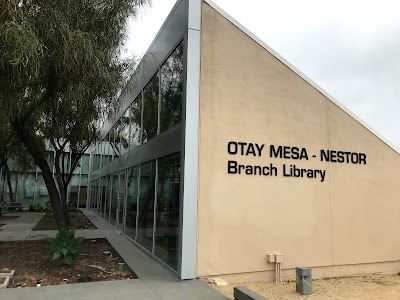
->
196, 1, 400, 280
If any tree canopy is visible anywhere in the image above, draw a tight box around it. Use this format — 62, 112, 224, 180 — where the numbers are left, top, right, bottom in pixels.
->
0, 0, 149, 230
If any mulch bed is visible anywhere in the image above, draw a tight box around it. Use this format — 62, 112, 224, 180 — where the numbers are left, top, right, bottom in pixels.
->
33, 211, 97, 231
0, 239, 137, 288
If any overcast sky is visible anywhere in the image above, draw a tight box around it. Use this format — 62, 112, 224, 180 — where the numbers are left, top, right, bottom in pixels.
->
124, 0, 400, 149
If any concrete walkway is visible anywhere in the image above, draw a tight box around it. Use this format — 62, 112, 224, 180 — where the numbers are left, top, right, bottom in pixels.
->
0, 212, 44, 241
0, 213, 104, 241
0, 209, 229, 300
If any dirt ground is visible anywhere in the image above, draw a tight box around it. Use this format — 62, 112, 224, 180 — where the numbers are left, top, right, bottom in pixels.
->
0, 239, 137, 288
33, 211, 97, 230
213, 274, 400, 300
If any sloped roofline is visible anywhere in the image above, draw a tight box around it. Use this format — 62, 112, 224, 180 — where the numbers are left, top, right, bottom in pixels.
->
204, 0, 400, 155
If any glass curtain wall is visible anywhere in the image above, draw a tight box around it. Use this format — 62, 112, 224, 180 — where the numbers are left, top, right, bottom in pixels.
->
89, 40, 184, 272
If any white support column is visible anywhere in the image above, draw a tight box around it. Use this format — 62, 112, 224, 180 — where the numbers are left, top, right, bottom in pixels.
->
180, 0, 201, 280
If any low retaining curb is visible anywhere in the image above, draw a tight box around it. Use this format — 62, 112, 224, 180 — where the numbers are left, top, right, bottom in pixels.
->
0, 276, 11, 289
234, 286, 268, 300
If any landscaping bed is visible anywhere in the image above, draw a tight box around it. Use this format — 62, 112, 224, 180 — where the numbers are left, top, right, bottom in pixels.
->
33, 211, 96, 230
213, 273, 400, 300
0, 239, 137, 288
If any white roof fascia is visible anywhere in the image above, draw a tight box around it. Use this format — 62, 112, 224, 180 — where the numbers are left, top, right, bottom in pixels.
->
204, 0, 400, 155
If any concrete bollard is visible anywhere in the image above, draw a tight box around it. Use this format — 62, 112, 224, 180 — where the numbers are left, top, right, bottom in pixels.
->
296, 267, 313, 295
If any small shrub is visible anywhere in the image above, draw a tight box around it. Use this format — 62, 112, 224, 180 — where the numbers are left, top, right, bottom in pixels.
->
44, 201, 52, 211
29, 201, 45, 212
48, 230, 84, 265
68, 201, 77, 212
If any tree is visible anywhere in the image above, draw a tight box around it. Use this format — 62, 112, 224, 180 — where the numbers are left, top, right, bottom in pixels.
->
0, 0, 149, 231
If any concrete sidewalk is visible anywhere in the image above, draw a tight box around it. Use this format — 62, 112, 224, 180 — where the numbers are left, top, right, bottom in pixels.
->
0, 213, 44, 241
0, 209, 229, 300
0, 212, 104, 241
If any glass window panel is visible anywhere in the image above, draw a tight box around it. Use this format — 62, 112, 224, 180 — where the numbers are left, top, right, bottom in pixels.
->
126, 166, 139, 240
110, 172, 119, 227
118, 170, 126, 232
94, 149, 98, 172
96, 178, 102, 215
81, 154, 90, 174
160, 42, 184, 133
120, 109, 130, 156
114, 121, 122, 159
93, 180, 97, 210
103, 134, 109, 166
108, 131, 113, 164
129, 93, 142, 149
103, 137, 107, 167
142, 72, 159, 143
137, 160, 156, 252
110, 125, 119, 160
154, 153, 181, 270
100, 138, 105, 168
101, 177, 107, 218
105, 174, 112, 222
93, 147, 98, 172
96, 179, 101, 214
91, 179, 96, 210
73, 155, 82, 175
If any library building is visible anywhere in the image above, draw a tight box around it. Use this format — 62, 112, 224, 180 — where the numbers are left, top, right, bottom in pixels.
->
88, 0, 400, 281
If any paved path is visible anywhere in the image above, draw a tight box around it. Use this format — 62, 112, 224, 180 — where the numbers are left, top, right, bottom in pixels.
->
0, 213, 44, 241
0, 212, 105, 241
0, 209, 229, 300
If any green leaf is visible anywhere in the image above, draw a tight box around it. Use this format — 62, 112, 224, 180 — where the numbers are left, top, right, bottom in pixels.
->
53, 251, 62, 260
61, 248, 68, 255
64, 253, 73, 265
69, 248, 79, 254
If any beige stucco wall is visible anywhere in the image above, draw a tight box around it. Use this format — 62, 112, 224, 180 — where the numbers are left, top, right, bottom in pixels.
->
197, 2, 400, 278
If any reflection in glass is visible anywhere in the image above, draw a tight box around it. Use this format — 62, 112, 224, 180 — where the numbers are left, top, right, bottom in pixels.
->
129, 93, 142, 149
98, 177, 103, 215
126, 166, 139, 240
160, 42, 184, 133
108, 132, 113, 164
105, 174, 112, 222
118, 170, 126, 232
114, 120, 122, 159
120, 109, 130, 156
103, 134, 109, 167
142, 72, 159, 143
101, 177, 108, 219
95, 179, 100, 213
137, 160, 156, 252
99, 140, 103, 169
101, 176, 109, 219
155, 153, 181, 270
110, 173, 119, 227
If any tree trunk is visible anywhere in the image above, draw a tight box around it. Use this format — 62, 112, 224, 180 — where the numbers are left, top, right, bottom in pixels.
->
4, 163, 14, 203
12, 121, 68, 231
60, 186, 70, 227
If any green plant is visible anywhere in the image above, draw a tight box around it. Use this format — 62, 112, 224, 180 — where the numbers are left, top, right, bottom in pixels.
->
29, 201, 45, 212
68, 201, 77, 212
44, 201, 52, 211
47, 230, 84, 265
